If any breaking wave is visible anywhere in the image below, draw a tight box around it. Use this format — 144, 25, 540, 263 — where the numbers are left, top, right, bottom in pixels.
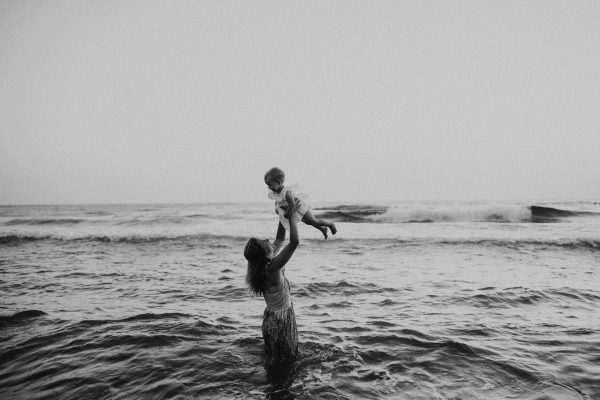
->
315, 204, 600, 223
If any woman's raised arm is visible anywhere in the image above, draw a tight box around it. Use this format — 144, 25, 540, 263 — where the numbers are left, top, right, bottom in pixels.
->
272, 222, 286, 256
268, 215, 299, 271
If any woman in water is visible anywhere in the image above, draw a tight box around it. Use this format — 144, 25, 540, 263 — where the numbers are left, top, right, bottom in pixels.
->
244, 210, 300, 365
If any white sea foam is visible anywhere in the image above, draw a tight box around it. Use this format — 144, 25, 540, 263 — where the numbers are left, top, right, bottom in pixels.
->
367, 204, 532, 223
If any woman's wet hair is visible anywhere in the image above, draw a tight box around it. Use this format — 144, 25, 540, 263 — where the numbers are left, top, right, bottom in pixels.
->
245, 238, 269, 296
244, 238, 265, 261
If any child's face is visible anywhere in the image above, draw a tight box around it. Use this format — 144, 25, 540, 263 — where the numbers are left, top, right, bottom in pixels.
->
265, 177, 284, 194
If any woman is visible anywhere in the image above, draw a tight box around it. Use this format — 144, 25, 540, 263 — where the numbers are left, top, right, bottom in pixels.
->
244, 216, 300, 365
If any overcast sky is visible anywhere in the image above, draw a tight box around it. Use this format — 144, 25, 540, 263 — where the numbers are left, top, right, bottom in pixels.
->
1, 1, 599, 205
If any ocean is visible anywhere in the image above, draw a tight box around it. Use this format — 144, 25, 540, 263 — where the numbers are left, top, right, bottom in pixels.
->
1, 201, 599, 399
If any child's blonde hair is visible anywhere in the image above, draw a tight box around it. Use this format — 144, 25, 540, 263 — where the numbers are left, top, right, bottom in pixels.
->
264, 167, 285, 184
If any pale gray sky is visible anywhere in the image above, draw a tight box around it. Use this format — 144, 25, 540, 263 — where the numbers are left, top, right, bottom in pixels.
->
1, 1, 599, 205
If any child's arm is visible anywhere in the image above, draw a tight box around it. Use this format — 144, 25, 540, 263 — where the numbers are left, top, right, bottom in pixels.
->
283, 190, 296, 219
273, 222, 286, 256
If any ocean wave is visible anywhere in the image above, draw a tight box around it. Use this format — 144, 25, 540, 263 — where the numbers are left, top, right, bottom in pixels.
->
353, 333, 480, 357
438, 238, 600, 249
529, 206, 600, 222
4, 218, 88, 225
0, 310, 47, 328
315, 204, 600, 224
1, 231, 598, 249
297, 281, 400, 298
0, 232, 248, 244
370, 204, 532, 223
0, 214, 242, 229
313, 205, 388, 222
453, 287, 600, 309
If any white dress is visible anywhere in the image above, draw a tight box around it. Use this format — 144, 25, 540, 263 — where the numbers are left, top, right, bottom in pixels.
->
268, 184, 310, 230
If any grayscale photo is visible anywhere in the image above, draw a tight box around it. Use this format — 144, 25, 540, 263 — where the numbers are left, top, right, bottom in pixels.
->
1, 1, 599, 399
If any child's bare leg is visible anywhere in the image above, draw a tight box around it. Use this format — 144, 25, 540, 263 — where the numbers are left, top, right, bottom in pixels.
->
317, 225, 329, 239
301, 210, 337, 239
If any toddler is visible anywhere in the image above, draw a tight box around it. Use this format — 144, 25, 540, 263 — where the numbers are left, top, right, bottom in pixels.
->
264, 167, 337, 239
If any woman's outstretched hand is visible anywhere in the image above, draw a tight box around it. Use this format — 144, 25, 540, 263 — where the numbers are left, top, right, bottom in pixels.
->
283, 197, 302, 219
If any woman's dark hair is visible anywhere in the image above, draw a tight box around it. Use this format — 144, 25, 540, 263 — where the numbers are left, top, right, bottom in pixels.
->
244, 238, 270, 296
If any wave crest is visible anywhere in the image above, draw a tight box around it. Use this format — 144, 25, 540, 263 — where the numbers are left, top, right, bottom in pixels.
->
368, 204, 532, 223
0, 232, 247, 244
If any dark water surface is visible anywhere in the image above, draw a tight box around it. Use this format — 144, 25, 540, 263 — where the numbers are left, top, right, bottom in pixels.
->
1, 203, 599, 399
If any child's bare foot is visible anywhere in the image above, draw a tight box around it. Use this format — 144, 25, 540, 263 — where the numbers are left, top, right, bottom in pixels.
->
329, 222, 337, 235
318, 226, 328, 239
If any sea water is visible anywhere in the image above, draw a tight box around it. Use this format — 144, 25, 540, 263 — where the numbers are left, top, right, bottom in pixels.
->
1, 201, 599, 399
